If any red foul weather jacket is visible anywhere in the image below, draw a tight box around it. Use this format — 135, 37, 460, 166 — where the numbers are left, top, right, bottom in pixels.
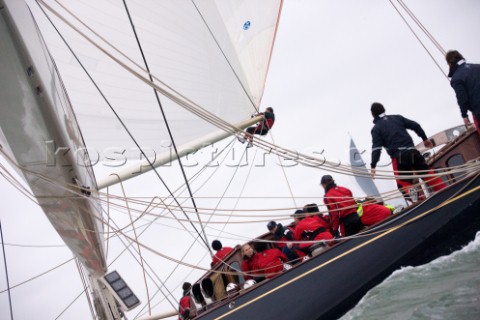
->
254, 248, 287, 278
358, 203, 391, 226
212, 247, 234, 266
324, 185, 358, 233
178, 295, 190, 320
293, 216, 334, 251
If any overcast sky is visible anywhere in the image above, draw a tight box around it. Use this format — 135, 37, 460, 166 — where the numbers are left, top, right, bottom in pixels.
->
2, 0, 480, 319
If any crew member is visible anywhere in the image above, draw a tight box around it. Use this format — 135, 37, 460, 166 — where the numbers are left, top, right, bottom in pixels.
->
446, 50, 480, 134
321, 175, 364, 237
356, 199, 392, 226
267, 220, 299, 262
238, 107, 275, 148
292, 203, 334, 253
253, 241, 288, 279
211, 240, 233, 267
178, 282, 192, 320
370, 102, 447, 202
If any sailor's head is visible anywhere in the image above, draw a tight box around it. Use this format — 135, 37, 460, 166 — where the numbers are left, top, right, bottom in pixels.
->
292, 209, 304, 223
320, 175, 334, 189
445, 50, 464, 67
182, 282, 192, 295
370, 103, 385, 118
303, 203, 320, 217
266, 107, 274, 113
211, 240, 223, 251
267, 220, 277, 233
241, 243, 254, 258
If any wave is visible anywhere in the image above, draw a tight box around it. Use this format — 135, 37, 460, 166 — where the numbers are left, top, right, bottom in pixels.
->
340, 232, 480, 320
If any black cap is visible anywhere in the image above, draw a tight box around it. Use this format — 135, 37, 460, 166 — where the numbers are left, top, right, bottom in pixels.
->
267, 221, 277, 231
304, 203, 320, 213
292, 209, 304, 219
211, 240, 222, 251
320, 175, 333, 185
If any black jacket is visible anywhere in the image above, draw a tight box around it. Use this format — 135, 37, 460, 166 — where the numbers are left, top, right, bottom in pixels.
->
449, 61, 480, 118
370, 114, 427, 168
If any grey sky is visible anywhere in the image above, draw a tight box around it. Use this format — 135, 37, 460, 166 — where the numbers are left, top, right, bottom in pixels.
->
2, 0, 480, 319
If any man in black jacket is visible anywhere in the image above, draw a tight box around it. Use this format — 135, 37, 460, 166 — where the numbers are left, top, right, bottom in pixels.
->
446, 50, 480, 134
370, 102, 446, 202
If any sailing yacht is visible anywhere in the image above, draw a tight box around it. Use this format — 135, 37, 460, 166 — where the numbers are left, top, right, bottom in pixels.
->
1, 1, 480, 319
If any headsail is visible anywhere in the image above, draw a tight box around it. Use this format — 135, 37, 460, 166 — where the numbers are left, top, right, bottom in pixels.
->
349, 136, 381, 198
28, 0, 283, 166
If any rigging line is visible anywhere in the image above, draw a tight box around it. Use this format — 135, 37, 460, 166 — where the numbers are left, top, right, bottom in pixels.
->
0, 258, 75, 293
55, 259, 96, 319
103, 218, 179, 311
190, 0, 258, 112
208, 144, 252, 236
103, 139, 239, 298
0, 167, 38, 205
134, 139, 247, 319
2, 144, 468, 217
105, 187, 111, 260
0, 242, 64, 248
0, 162, 34, 196
387, 0, 447, 79
122, 0, 211, 257
34, 1, 210, 251
103, 215, 178, 310
217, 145, 260, 236
38, 1, 462, 178
115, 170, 152, 315
134, 139, 243, 318
268, 131, 298, 208
0, 220, 14, 320
74, 260, 96, 320
397, 0, 446, 55
44, 0, 247, 136
37, 1, 458, 176
98, 151, 251, 310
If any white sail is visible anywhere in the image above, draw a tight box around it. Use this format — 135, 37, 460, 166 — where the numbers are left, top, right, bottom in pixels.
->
1, 0, 283, 318
349, 137, 381, 198
26, 0, 282, 166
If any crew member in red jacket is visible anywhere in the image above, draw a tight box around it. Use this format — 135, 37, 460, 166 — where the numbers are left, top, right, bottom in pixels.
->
238, 107, 275, 148
241, 243, 257, 280
178, 282, 192, 320
292, 204, 334, 254
211, 240, 233, 267
267, 220, 307, 263
356, 200, 392, 226
321, 175, 364, 237
253, 241, 288, 279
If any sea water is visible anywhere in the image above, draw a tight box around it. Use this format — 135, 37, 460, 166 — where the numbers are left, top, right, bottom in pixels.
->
340, 232, 480, 320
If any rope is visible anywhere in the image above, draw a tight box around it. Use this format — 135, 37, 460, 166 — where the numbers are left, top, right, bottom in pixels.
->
121, 0, 211, 258
388, 0, 447, 79
35, 0, 451, 178
34, 0, 212, 251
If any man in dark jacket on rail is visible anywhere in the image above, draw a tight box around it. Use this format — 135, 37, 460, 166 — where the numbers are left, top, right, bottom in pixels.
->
446, 50, 480, 134
370, 103, 446, 202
